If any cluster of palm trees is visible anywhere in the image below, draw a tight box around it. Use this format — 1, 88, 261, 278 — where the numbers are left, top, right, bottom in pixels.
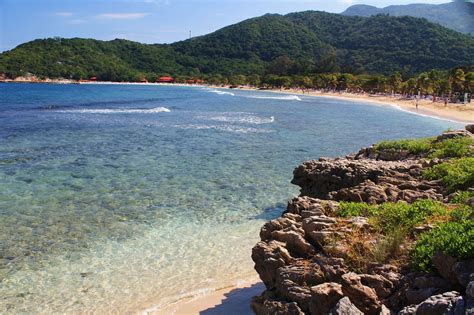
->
200, 68, 473, 101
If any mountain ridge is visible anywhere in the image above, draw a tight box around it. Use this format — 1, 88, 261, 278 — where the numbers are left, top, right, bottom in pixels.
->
342, 1, 474, 34
1, 11, 473, 80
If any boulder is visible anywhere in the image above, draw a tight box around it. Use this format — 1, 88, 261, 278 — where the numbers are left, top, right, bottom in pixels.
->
252, 241, 293, 288
309, 282, 344, 315
270, 230, 314, 257
329, 297, 363, 315
411, 291, 462, 315
452, 259, 474, 287
432, 253, 460, 287
466, 124, 474, 134
340, 273, 381, 314
251, 295, 305, 315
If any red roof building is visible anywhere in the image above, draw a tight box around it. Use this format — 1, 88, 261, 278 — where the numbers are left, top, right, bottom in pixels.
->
157, 76, 174, 83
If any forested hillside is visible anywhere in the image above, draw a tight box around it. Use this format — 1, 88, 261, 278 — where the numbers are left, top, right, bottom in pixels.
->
0, 11, 473, 81
342, 1, 474, 35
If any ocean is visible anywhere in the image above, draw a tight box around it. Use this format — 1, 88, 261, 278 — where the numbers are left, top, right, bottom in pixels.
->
0, 83, 461, 313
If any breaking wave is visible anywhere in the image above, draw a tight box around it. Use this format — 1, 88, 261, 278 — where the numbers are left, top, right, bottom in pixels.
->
247, 95, 301, 101
196, 112, 275, 125
55, 107, 171, 114
174, 123, 272, 134
207, 90, 235, 96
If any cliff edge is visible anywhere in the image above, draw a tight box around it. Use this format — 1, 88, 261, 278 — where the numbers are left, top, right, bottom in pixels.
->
251, 126, 474, 314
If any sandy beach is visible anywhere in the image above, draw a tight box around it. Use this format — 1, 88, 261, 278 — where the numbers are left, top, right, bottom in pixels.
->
147, 280, 263, 315
236, 87, 474, 124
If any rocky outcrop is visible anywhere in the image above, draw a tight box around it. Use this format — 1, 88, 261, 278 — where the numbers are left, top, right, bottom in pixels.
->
251, 127, 474, 315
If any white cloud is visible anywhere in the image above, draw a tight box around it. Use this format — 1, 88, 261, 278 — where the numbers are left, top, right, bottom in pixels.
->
96, 13, 150, 20
56, 12, 73, 17
69, 19, 86, 25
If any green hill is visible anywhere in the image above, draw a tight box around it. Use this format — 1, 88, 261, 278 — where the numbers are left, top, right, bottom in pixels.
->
342, 1, 474, 35
1, 11, 473, 81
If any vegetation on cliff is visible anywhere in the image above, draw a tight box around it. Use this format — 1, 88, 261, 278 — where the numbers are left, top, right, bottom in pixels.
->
252, 127, 474, 314
1, 11, 473, 81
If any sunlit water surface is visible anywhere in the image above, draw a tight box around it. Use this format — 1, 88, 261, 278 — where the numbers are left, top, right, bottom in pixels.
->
0, 83, 461, 313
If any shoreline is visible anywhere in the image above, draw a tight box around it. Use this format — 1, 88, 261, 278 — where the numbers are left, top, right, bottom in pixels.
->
232, 86, 474, 124
143, 279, 262, 315
3, 80, 471, 124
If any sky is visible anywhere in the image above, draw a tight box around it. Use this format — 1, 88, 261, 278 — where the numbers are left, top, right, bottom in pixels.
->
0, 0, 450, 52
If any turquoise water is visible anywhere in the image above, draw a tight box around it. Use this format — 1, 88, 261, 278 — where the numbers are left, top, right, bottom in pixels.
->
0, 83, 461, 313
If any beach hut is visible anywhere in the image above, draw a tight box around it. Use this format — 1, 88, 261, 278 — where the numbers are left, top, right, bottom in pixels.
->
157, 76, 175, 83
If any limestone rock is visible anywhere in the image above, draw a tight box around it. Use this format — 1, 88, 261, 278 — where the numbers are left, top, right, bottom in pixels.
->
340, 273, 381, 314
251, 295, 305, 315
329, 297, 363, 315
309, 282, 344, 315
252, 240, 293, 288
466, 124, 474, 134
407, 291, 462, 315
452, 259, 474, 287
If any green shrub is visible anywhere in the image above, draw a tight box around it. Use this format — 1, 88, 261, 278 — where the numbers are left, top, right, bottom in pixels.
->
450, 205, 474, 222
430, 136, 474, 159
423, 157, 474, 191
412, 220, 474, 272
450, 191, 474, 204
338, 200, 447, 232
374, 137, 434, 155
338, 202, 378, 217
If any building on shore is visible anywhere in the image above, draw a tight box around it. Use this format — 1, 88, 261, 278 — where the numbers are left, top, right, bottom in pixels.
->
157, 76, 175, 83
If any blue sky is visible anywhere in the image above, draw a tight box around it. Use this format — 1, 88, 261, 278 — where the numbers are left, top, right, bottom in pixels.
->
0, 0, 449, 52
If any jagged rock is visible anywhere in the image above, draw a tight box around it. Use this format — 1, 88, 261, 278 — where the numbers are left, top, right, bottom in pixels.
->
270, 230, 314, 257
467, 281, 474, 299
329, 297, 363, 315
252, 240, 294, 288
309, 282, 344, 315
277, 279, 312, 312
292, 158, 444, 204
432, 253, 460, 287
452, 259, 474, 287
406, 287, 443, 305
413, 275, 450, 290
340, 273, 381, 314
466, 124, 474, 134
260, 216, 302, 241
251, 295, 305, 315
276, 263, 326, 288
251, 128, 472, 314
400, 291, 462, 315
312, 255, 348, 282
435, 129, 473, 142
360, 274, 395, 299
368, 264, 401, 286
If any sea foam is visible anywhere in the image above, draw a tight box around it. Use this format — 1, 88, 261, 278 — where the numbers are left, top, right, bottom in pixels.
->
196, 112, 275, 125
247, 95, 302, 101
56, 107, 171, 114
207, 90, 235, 96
